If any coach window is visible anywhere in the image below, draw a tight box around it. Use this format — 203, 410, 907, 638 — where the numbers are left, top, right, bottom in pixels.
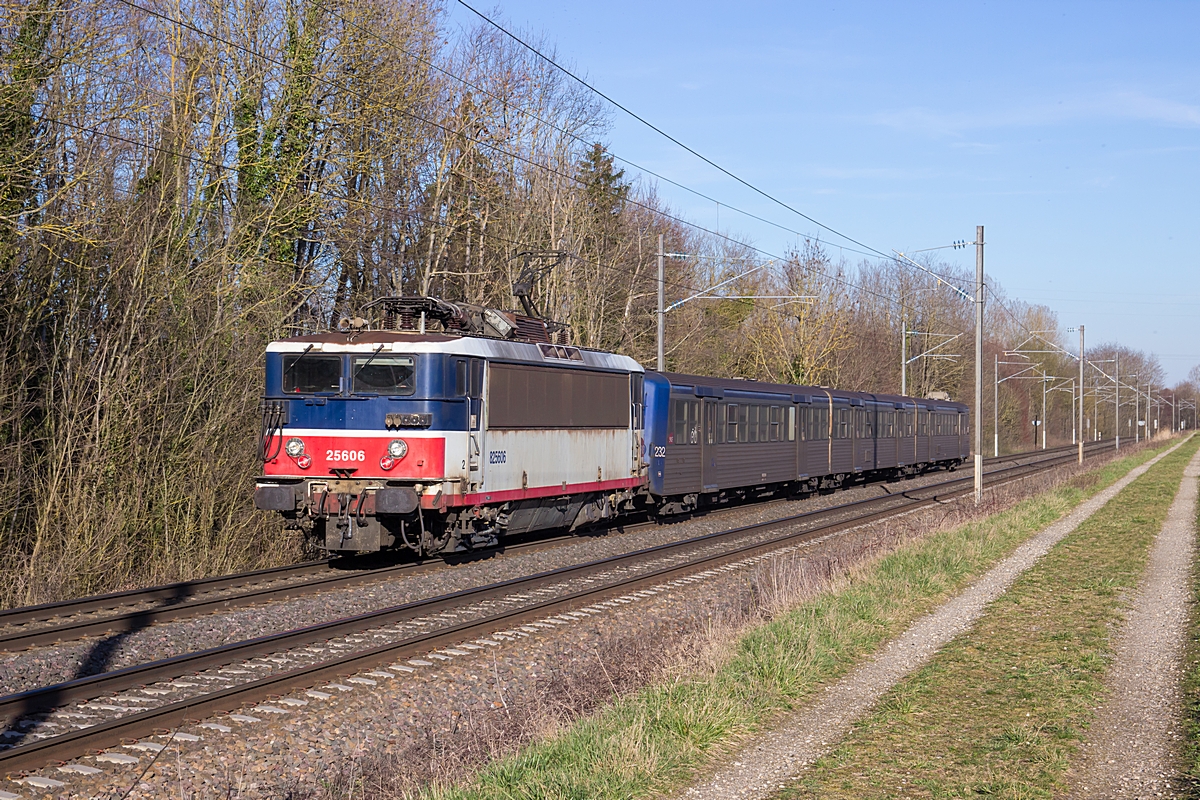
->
917, 411, 928, 436
672, 398, 691, 443
834, 407, 850, 439
351, 355, 416, 395
688, 400, 701, 444
758, 406, 770, 443
705, 404, 716, 445
769, 406, 781, 441
810, 407, 829, 441
726, 404, 738, 442
716, 404, 726, 444
788, 406, 796, 441
746, 406, 758, 443
738, 404, 749, 443
880, 410, 893, 438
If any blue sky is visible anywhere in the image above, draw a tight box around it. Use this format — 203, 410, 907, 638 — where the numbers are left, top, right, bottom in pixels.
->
447, 1, 1200, 383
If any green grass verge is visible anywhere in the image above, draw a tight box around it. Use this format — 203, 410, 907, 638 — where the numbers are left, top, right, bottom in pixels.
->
428, 443, 1179, 800
780, 436, 1199, 799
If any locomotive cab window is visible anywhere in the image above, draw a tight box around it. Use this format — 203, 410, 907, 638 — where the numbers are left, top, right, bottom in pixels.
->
283, 354, 342, 394
352, 355, 416, 395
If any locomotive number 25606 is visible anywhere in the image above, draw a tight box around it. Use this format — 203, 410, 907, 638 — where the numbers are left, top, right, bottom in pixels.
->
326, 449, 366, 462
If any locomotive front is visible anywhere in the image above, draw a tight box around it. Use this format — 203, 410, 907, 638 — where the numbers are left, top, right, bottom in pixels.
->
255, 331, 482, 554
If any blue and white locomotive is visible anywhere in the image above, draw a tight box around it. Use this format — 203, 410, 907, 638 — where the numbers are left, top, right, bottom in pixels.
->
255, 296, 969, 555
256, 297, 646, 554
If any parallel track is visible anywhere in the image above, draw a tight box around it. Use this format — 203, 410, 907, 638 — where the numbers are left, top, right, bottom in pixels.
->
0, 443, 1092, 653
0, 442, 1109, 774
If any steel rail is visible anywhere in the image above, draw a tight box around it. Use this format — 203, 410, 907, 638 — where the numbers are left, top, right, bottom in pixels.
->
0, 443, 1087, 650
0, 446, 1101, 774
0, 559, 338, 627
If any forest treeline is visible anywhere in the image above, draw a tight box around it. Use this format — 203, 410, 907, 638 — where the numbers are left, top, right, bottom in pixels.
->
2, 0, 1196, 604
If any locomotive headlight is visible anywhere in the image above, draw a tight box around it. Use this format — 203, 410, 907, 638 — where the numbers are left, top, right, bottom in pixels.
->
284, 437, 305, 458
387, 439, 408, 459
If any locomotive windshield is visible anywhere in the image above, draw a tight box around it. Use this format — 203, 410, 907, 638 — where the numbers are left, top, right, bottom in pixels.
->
352, 355, 416, 395
283, 354, 342, 393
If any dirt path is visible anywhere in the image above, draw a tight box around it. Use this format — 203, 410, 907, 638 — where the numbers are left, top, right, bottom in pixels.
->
1065, 446, 1200, 798
674, 441, 1188, 800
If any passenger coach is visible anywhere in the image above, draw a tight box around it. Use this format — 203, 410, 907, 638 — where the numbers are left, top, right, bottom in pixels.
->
643, 372, 968, 512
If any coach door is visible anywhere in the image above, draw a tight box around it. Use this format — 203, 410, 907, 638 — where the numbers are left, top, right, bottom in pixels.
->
467, 358, 485, 485
701, 398, 720, 491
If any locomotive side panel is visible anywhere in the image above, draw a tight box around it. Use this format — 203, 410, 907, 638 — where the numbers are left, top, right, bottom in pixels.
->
481, 429, 640, 499
481, 362, 638, 498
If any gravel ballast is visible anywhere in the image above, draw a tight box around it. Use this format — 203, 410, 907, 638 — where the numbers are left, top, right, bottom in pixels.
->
0, 464, 985, 697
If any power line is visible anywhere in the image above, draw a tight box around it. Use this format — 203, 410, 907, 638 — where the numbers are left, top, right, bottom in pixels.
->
456, 0, 897, 262
29, 4, 984, 347
82, 0, 931, 320
325, 4, 881, 264
453, 0, 980, 303
109, 0, 877, 295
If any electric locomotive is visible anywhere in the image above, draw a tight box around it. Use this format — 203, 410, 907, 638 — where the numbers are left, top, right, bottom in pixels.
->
255, 297, 647, 555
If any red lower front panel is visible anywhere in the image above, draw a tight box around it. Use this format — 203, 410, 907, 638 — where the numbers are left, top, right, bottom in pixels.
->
263, 433, 445, 480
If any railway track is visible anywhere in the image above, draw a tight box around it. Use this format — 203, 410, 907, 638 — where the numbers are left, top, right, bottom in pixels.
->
0, 443, 1092, 655
0, 441, 1110, 776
